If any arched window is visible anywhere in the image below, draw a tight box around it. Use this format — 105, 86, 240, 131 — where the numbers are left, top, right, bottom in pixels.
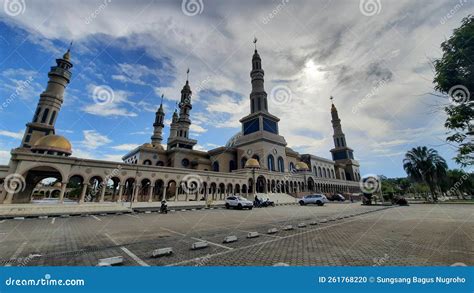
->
252, 154, 260, 162
318, 167, 322, 177
323, 168, 327, 178
289, 162, 295, 172
49, 111, 56, 125
33, 108, 41, 122
278, 157, 284, 172
143, 160, 152, 165
267, 155, 275, 171
229, 160, 236, 172
241, 157, 248, 168
212, 161, 219, 172
41, 108, 49, 123
331, 169, 335, 178
313, 166, 317, 176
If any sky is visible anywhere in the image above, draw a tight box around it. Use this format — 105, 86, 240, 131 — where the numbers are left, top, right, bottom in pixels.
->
0, 0, 472, 178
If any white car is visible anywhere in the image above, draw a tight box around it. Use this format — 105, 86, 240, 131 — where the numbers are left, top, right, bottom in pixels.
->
299, 194, 328, 206
225, 196, 253, 210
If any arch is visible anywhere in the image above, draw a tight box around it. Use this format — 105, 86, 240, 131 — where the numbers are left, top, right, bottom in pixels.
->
323, 168, 327, 178
308, 177, 315, 192
67, 175, 84, 202
210, 182, 217, 200
235, 184, 241, 195
242, 184, 247, 194
108, 177, 120, 202
271, 179, 276, 193
218, 183, 226, 200
313, 166, 317, 176
123, 178, 136, 202
226, 183, 233, 195
248, 178, 254, 194
165, 180, 177, 201
256, 176, 266, 193
331, 169, 335, 179
139, 178, 152, 202
212, 161, 219, 172
153, 179, 165, 201
289, 162, 295, 172
267, 155, 275, 171
277, 156, 284, 172
318, 167, 322, 177
143, 160, 152, 165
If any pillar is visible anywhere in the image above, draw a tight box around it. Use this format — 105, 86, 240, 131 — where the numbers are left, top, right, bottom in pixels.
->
148, 185, 154, 202
99, 184, 106, 203
162, 186, 167, 201
174, 186, 178, 202
59, 182, 67, 203
133, 185, 140, 202
79, 183, 89, 204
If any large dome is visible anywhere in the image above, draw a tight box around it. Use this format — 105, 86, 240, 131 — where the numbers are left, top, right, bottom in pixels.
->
225, 131, 242, 148
32, 135, 72, 156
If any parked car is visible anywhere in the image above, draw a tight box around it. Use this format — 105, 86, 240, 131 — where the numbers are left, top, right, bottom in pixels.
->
331, 194, 345, 202
225, 196, 253, 210
299, 194, 328, 206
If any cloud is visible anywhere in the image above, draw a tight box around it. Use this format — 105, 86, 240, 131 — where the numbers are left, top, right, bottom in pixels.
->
81, 130, 112, 149
0, 150, 10, 165
83, 84, 137, 117
0, 130, 24, 139
110, 143, 140, 151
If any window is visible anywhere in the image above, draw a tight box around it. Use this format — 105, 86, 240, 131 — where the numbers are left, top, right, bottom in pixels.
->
323, 168, 327, 178
243, 118, 259, 135
313, 166, 317, 176
41, 108, 49, 123
181, 158, 190, 167
278, 157, 284, 172
267, 155, 275, 171
241, 157, 247, 168
289, 162, 295, 172
33, 108, 41, 122
49, 111, 56, 125
212, 161, 219, 172
263, 118, 278, 134
143, 160, 152, 165
229, 160, 236, 172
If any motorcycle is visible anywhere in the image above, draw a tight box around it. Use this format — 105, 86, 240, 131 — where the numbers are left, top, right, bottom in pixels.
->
160, 200, 168, 214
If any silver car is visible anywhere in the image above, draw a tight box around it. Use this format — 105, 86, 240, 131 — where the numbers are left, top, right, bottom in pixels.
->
299, 194, 328, 206
225, 196, 254, 210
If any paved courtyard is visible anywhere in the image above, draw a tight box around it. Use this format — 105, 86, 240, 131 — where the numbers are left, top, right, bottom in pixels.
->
0, 203, 472, 266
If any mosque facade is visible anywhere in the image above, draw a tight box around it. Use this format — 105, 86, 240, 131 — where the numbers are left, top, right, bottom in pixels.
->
0, 45, 361, 205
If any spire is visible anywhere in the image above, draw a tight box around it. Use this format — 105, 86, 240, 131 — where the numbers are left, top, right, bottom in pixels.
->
330, 96, 339, 120
62, 41, 72, 61
253, 37, 257, 52
158, 94, 164, 113
249, 37, 267, 113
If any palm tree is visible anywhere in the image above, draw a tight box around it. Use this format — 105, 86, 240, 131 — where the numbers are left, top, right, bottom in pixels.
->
403, 146, 448, 202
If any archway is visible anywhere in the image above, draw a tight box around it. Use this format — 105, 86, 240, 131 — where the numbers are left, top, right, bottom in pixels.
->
308, 177, 315, 192
256, 176, 266, 193
153, 179, 165, 201
87, 176, 103, 202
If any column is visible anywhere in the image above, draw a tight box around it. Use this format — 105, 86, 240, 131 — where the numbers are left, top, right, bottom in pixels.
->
59, 182, 67, 203
162, 186, 167, 201
133, 185, 140, 202
79, 184, 89, 204
174, 186, 178, 202
148, 185, 154, 202
99, 184, 106, 203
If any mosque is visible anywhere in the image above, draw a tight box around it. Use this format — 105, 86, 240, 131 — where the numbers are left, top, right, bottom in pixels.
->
0, 43, 361, 205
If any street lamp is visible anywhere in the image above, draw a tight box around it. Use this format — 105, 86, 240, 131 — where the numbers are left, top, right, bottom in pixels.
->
245, 158, 260, 197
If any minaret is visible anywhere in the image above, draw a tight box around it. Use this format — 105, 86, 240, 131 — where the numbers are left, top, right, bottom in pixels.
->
329, 97, 360, 181
151, 94, 165, 147
249, 38, 268, 113
167, 70, 197, 150
330, 97, 347, 149
21, 46, 73, 148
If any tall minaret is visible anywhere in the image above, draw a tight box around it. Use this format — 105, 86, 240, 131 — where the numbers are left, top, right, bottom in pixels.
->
249, 38, 268, 113
177, 69, 192, 137
21, 46, 73, 148
329, 97, 360, 181
330, 96, 347, 149
151, 94, 165, 147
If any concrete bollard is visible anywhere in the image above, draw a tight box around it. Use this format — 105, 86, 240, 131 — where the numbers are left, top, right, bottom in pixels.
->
152, 247, 173, 257
267, 228, 278, 234
97, 256, 123, 266
191, 241, 209, 250
247, 232, 260, 238
223, 235, 238, 243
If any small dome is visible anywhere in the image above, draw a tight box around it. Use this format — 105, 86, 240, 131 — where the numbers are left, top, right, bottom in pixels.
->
295, 162, 309, 171
32, 135, 72, 155
245, 158, 260, 169
63, 49, 71, 61
53, 182, 62, 187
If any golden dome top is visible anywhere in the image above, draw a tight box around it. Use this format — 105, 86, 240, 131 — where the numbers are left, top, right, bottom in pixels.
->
245, 158, 260, 169
32, 135, 72, 155
53, 182, 62, 187
63, 49, 70, 61
295, 161, 309, 171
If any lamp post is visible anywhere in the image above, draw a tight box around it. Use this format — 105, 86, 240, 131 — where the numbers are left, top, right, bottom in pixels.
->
245, 158, 260, 198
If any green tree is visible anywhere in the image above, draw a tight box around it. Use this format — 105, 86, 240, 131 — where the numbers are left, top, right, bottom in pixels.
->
433, 15, 474, 166
403, 146, 448, 202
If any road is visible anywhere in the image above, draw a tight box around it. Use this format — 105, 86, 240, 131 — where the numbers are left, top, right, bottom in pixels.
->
0, 203, 472, 266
